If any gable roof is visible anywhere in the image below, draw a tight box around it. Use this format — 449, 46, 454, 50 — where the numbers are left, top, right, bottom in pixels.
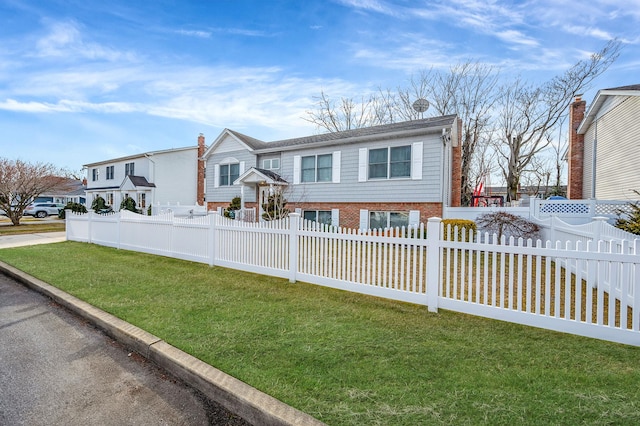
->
577, 84, 640, 134
256, 115, 457, 153
84, 145, 198, 168
202, 129, 269, 158
121, 175, 156, 189
205, 115, 458, 158
234, 167, 288, 186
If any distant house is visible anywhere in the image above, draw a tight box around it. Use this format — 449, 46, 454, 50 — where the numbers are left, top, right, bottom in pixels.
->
35, 178, 86, 205
203, 116, 462, 229
84, 136, 206, 211
568, 85, 640, 200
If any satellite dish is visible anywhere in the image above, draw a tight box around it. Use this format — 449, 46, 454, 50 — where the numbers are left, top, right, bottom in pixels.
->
412, 98, 430, 117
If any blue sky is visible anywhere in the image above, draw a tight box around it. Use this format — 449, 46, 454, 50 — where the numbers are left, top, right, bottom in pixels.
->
1, 0, 638, 173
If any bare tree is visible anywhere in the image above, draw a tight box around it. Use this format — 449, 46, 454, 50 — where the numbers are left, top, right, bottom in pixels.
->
425, 62, 499, 205
304, 62, 499, 206
261, 187, 290, 221
519, 155, 552, 197
0, 158, 74, 225
495, 40, 620, 202
304, 41, 619, 204
549, 122, 568, 197
304, 90, 379, 132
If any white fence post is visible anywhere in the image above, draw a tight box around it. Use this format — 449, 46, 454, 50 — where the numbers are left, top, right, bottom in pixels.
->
288, 213, 301, 283
593, 216, 607, 243
589, 199, 597, 218
426, 217, 442, 312
88, 211, 93, 244
208, 211, 218, 267
65, 209, 71, 241
116, 211, 122, 249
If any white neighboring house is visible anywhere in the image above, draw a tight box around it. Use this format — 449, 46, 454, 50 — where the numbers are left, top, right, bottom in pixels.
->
568, 85, 640, 201
84, 136, 206, 212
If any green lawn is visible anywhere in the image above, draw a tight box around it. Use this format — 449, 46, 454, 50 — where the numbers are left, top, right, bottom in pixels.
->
1, 242, 639, 425
0, 219, 65, 235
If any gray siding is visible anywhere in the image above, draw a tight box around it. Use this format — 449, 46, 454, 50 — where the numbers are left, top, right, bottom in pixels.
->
283, 133, 444, 203
206, 148, 257, 202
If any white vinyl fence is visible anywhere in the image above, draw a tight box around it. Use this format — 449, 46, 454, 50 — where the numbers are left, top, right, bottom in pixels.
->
66, 210, 640, 346
444, 198, 633, 225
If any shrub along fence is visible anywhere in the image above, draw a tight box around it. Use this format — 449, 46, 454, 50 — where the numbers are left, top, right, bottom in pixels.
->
66, 210, 640, 346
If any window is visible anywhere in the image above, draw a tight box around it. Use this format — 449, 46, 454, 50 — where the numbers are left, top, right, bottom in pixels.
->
301, 154, 332, 183
369, 211, 409, 229
106, 166, 114, 180
92, 168, 99, 181
137, 193, 146, 209
368, 146, 411, 179
220, 163, 240, 186
262, 158, 280, 170
106, 193, 114, 206
125, 162, 135, 176
303, 210, 332, 225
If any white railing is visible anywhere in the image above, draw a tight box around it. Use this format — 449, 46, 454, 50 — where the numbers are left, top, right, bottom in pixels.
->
445, 198, 635, 225
66, 211, 640, 346
234, 208, 256, 222
151, 203, 207, 217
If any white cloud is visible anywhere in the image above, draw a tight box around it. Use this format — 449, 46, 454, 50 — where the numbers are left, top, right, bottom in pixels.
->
333, 0, 401, 17
563, 24, 614, 41
0, 98, 140, 113
174, 29, 212, 38
495, 30, 539, 48
34, 20, 137, 62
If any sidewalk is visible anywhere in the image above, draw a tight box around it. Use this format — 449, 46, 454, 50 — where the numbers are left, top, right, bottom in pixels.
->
0, 232, 67, 249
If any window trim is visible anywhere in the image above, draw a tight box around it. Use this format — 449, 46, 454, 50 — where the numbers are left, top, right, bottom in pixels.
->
368, 211, 410, 230
359, 143, 422, 182
262, 158, 280, 170
300, 153, 332, 183
125, 162, 135, 176
219, 163, 240, 186
303, 210, 332, 225
368, 145, 411, 180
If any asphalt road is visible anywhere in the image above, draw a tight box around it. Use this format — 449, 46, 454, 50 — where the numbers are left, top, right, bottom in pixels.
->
0, 272, 249, 426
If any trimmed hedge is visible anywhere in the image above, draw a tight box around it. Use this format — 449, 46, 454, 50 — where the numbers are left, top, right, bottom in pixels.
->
441, 219, 477, 241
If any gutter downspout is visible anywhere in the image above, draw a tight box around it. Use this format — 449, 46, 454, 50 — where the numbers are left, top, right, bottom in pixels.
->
591, 120, 597, 199
144, 154, 156, 209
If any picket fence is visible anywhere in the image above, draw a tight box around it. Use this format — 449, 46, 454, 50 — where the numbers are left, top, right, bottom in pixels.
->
66, 210, 640, 346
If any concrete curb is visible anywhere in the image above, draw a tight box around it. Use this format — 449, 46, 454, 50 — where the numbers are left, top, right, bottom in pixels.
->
0, 261, 325, 426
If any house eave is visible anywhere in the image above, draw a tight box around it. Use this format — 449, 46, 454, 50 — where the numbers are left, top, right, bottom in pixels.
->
203, 129, 264, 158
577, 89, 640, 134
84, 145, 198, 168
253, 120, 457, 154
234, 167, 288, 186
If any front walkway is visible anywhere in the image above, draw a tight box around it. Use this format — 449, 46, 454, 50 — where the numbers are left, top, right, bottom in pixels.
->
0, 232, 66, 249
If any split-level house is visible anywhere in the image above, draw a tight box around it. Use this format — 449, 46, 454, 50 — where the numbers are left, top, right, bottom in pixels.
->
203, 115, 462, 229
84, 136, 206, 211
568, 85, 640, 200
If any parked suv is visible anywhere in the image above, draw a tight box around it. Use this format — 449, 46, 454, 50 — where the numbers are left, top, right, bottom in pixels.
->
24, 203, 65, 218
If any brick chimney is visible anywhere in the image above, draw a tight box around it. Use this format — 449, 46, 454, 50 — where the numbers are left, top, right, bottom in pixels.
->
567, 95, 586, 199
197, 134, 206, 206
